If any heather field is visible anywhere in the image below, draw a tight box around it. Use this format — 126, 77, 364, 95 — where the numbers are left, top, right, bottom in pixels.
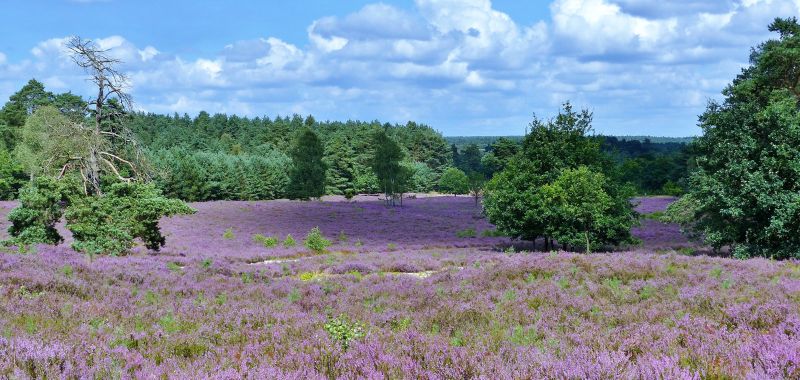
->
0, 197, 798, 379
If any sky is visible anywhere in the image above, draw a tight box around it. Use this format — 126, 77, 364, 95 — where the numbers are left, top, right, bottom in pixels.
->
0, 0, 798, 136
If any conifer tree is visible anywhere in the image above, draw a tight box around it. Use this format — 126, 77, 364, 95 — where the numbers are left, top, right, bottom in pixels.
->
288, 128, 327, 200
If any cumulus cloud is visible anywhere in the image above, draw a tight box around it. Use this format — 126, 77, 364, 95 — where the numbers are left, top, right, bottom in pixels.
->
0, 0, 798, 136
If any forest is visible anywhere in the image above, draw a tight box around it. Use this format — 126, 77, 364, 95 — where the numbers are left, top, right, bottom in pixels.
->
1, 89, 691, 203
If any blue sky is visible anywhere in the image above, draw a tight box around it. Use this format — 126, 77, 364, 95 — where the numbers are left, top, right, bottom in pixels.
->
0, 0, 797, 136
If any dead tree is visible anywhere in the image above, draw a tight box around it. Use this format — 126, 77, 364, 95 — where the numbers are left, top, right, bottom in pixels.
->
65, 36, 147, 195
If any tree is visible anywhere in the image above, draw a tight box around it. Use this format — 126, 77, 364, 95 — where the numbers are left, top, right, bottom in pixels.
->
66, 37, 147, 195
458, 143, 483, 174
324, 131, 356, 195
65, 183, 195, 256
5, 37, 193, 256
0, 79, 54, 150
467, 171, 485, 207
0, 147, 26, 200
4, 177, 71, 247
13, 106, 84, 180
288, 128, 326, 200
483, 103, 635, 251
539, 167, 634, 253
439, 167, 469, 195
677, 17, 800, 259
371, 129, 404, 206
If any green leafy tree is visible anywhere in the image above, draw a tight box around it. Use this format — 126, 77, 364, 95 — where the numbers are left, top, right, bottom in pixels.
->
483, 103, 635, 251
679, 17, 800, 259
288, 128, 327, 200
458, 143, 483, 174
439, 167, 469, 195
371, 129, 404, 206
539, 167, 635, 253
467, 171, 486, 207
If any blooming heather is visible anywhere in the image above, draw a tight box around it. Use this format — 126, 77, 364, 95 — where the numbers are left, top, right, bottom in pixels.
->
0, 197, 798, 378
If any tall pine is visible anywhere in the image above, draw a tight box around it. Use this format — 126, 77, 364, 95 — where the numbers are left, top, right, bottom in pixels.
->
288, 128, 326, 200
372, 129, 404, 206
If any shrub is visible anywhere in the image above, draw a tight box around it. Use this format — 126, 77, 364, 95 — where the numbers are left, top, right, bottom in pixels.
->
283, 234, 296, 248
324, 314, 365, 350
223, 228, 235, 240
60, 265, 74, 278
299, 272, 317, 281
456, 228, 477, 238
65, 183, 195, 256
304, 227, 331, 254
253, 234, 278, 248
4, 177, 69, 247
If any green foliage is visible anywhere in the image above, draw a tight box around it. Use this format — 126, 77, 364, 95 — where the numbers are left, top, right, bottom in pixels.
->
14, 106, 93, 181
65, 182, 195, 256
324, 314, 365, 351
681, 17, 800, 259
539, 167, 637, 252
298, 272, 317, 281
403, 161, 437, 193
456, 228, 477, 238
253, 234, 278, 248
467, 170, 486, 206
0, 79, 56, 150
0, 148, 26, 200
60, 265, 74, 278
304, 227, 331, 254
483, 103, 636, 249
288, 128, 326, 200
150, 147, 291, 202
5, 177, 69, 247
439, 167, 469, 195
223, 228, 235, 240
283, 234, 296, 248
371, 129, 405, 204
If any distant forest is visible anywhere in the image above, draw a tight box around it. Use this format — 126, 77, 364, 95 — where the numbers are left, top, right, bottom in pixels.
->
0, 79, 692, 202
445, 135, 694, 151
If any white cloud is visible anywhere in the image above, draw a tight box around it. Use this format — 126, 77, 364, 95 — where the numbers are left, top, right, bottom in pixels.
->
1, 0, 798, 136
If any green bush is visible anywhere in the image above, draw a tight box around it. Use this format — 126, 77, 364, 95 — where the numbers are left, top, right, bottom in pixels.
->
283, 234, 296, 248
324, 314, 365, 351
4, 177, 70, 247
253, 234, 278, 248
304, 227, 331, 254
456, 228, 477, 238
65, 182, 195, 256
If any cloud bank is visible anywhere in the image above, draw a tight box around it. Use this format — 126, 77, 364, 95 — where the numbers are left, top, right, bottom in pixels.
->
1, 0, 798, 136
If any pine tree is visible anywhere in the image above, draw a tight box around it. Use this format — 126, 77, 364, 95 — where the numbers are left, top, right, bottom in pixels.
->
371, 129, 404, 206
288, 128, 327, 200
